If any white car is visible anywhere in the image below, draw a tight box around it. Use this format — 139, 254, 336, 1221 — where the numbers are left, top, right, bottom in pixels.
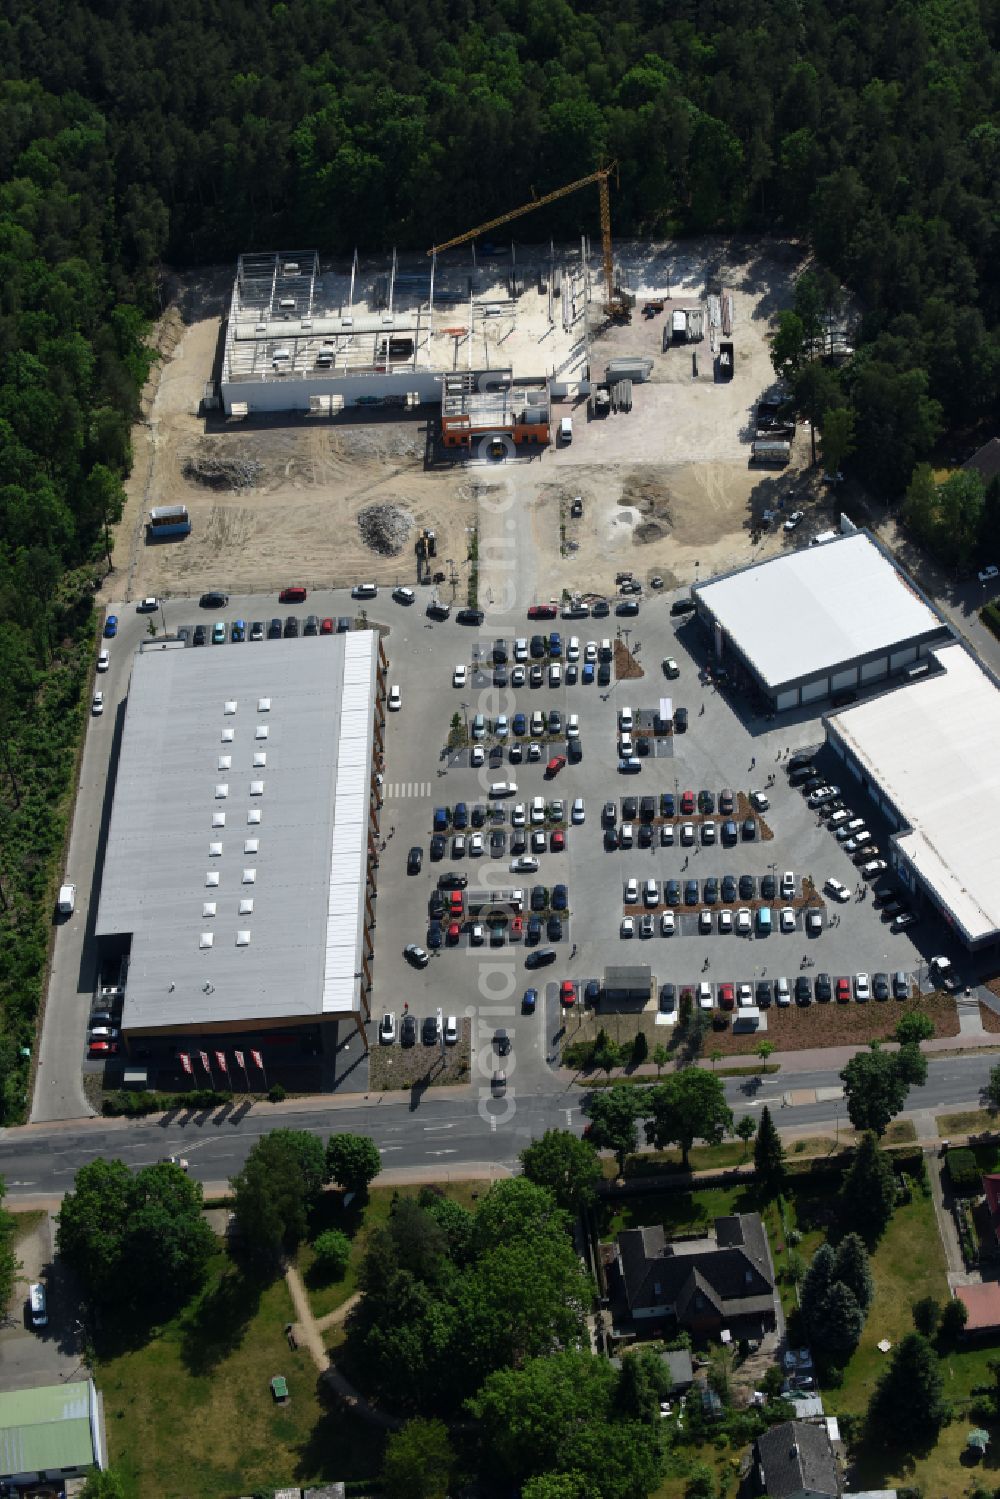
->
136, 596, 159, 612
860, 859, 887, 878
644, 879, 659, 906
379, 1013, 396, 1045
96, 648, 110, 672
808, 786, 838, 807
489, 781, 518, 798
566, 714, 579, 739
855, 972, 872, 1002
640, 914, 654, 938
780, 870, 796, 898
775, 977, 791, 1006
468, 833, 484, 857
511, 856, 538, 873
567, 637, 580, 662
696, 981, 713, 1011
624, 878, 639, 904
527, 742, 542, 761
512, 803, 526, 827
618, 823, 634, 848
978, 565, 998, 585
470, 924, 485, 944
783, 511, 804, 532
444, 1016, 459, 1045
393, 586, 415, 604
661, 911, 675, 936
619, 735, 634, 758
737, 982, 754, 1007
660, 824, 674, 846
680, 822, 695, 845
530, 796, 546, 825
514, 638, 528, 661
453, 664, 467, 687
620, 916, 635, 938
388, 684, 402, 711
471, 745, 485, 766
749, 790, 769, 811
837, 819, 866, 841
511, 666, 525, 688
549, 663, 561, 687
495, 713, 508, 737
91, 690, 104, 715
844, 832, 872, 853
780, 906, 796, 932
585, 641, 597, 662
718, 910, 733, 933
662, 657, 680, 679
571, 798, 585, 824
736, 907, 752, 935
825, 877, 850, 902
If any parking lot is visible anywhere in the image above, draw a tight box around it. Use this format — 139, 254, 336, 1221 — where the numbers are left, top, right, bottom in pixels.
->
42, 574, 970, 1121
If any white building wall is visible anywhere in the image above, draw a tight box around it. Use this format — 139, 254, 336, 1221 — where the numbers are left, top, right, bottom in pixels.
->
222, 370, 443, 415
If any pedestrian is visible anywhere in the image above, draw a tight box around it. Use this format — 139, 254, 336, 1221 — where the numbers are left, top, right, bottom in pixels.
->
683, 856, 689, 870
750, 756, 756, 770
700, 703, 705, 715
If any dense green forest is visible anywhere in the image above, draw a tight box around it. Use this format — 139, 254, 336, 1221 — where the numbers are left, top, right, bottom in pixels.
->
0, 0, 998, 1117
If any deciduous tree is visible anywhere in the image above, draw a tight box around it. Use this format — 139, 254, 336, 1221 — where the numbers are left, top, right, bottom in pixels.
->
381, 1418, 454, 1499
586, 1085, 639, 1175
325, 1132, 381, 1195
644, 1071, 733, 1168
520, 1130, 602, 1213
841, 1043, 914, 1136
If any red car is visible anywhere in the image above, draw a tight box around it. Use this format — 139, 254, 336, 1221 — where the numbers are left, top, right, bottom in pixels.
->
835, 977, 851, 1004
528, 604, 558, 620
449, 892, 464, 913
88, 1040, 118, 1056
550, 830, 565, 851
320, 617, 334, 634
680, 789, 696, 815
560, 980, 576, 1007
546, 756, 566, 777
510, 915, 523, 939
718, 983, 735, 1011
279, 585, 307, 603
446, 921, 461, 945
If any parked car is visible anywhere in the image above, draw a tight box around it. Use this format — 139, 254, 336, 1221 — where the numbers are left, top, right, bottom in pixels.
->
379, 1013, 397, 1044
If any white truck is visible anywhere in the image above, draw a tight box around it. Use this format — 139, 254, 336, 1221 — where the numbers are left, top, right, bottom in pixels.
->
57, 883, 76, 916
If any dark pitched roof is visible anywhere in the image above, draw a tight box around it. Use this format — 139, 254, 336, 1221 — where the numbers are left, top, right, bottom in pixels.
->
756, 1420, 839, 1499
963, 438, 1000, 484
616, 1214, 776, 1317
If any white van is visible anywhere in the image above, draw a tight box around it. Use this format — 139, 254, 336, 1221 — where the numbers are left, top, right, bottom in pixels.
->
471, 713, 486, 740
530, 796, 546, 824
559, 416, 573, 445
599, 639, 613, 661
489, 781, 518, 798
57, 883, 76, 916
549, 662, 562, 687
619, 707, 634, 732
28, 1283, 47, 1328
567, 637, 580, 662
567, 713, 579, 739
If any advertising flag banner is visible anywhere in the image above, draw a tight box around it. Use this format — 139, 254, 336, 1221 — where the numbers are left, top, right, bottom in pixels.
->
251, 1049, 264, 1070
179, 1053, 193, 1075
234, 1050, 245, 1069
215, 1051, 228, 1072
199, 1051, 211, 1072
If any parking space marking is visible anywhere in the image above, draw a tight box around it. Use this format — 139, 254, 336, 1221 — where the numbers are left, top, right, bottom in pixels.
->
384, 781, 433, 799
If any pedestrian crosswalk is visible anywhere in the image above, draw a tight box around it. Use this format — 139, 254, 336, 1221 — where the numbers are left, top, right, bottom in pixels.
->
383, 781, 433, 800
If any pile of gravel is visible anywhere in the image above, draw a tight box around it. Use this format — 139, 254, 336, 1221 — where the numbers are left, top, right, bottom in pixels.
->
182, 453, 263, 490
357, 503, 414, 556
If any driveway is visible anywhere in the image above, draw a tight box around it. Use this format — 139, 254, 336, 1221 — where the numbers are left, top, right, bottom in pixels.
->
0, 1212, 86, 1392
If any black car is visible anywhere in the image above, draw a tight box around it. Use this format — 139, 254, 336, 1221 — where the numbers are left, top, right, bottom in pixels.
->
665, 879, 681, 905
548, 710, 562, 734
337, 617, 351, 633
303, 614, 319, 635
622, 796, 638, 820
893, 972, 910, 999
437, 872, 468, 890
490, 829, 505, 855
873, 972, 891, 1001
526, 915, 541, 943
739, 874, 755, 899
568, 738, 583, 762
430, 834, 446, 860
660, 792, 675, 817
603, 802, 617, 825
597, 662, 611, 686
719, 789, 735, 816
760, 874, 777, 900
721, 819, 738, 844
283, 615, 299, 637
547, 914, 563, 941
530, 635, 547, 657
755, 981, 772, 1008
525, 948, 557, 968
591, 599, 610, 618
428, 891, 445, 919
684, 879, 699, 906
659, 983, 676, 1013
636, 736, 651, 756
795, 976, 813, 1006
427, 922, 443, 949
815, 972, 833, 1003
787, 750, 815, 772
552, 884, 568, 911
674, 707, 688, 732
407, 846, 423, 875
615, 599, 639, 616
266, 617, 282, 639
453, 802, 468, 830
802, 776, 824, 794
422, 1016, 439, 1045
456, 608, 485, 625
493, 665, 508, 687
401, 1014, 417, 1047
530, 885, 548, 911
193, 624, 207, 646
638, 824, 653, 847
669, 597, 696, 617
742, 817, 757, 840
565, 664, 578, 685
493, 639, 508, 662
471, 804, 487, 828
494, 1028, 511, 1056
698, 789, 715, 814
427, 601, 451, 620
199, 590, 229, 608
789, 764, 817, 785
249, 620, 265, 641
703, 878, 719, 905
721, 875, 737, 903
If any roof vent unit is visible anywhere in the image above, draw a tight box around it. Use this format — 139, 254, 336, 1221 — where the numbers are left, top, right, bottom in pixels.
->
236, 930, 251, 947
205, 872, 220, 888
250, 780, 264, 796
242, 868, 256, 884
215, 783, 229, 799
256, 724, 269, 738
221, 729, 234, 743
247, 810, 262, 825
224, 701, 237, 715
202, 902, 217, 918
209, 842, 223, 857
239, 899, 254, 915
218, 755, 232, 771
200, 932, 214, 949
257, 698, 271, 712
244, 838, 259, 854
212, 813, 226, 829
253, 752, 267, 768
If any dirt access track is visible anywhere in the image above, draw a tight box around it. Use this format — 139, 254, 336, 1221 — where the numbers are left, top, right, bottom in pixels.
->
109, 238, 839, 610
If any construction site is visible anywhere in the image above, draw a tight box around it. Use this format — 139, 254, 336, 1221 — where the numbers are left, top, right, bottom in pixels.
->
113, 163, 821, 608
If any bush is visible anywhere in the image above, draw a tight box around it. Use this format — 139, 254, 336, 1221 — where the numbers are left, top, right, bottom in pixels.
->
312, 1229, 351, 1279
268, 1083, 287, 1103
946, 1147, 980, 1194
102, 1088, 233, 1116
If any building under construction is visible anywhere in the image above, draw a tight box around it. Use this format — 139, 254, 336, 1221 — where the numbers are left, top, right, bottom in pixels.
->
219, 248, 591, 431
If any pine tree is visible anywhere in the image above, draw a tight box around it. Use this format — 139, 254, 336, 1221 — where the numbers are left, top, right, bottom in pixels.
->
833, 1232, 874, 1313
868, 1333, 949, 1450
800, 1242, 835, 1334
841, 1133, 897, 1241
813, 1280, 864, 1363
753, 1105, 785, 1196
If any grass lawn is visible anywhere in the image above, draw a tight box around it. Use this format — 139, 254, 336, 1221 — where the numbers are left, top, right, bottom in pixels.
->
11, 1209, 45, 1247
97, 1249, 385, 1499
938, 1108, 999, 1137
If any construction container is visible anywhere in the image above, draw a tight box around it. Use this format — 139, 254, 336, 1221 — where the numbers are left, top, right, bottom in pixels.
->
671, 309, 687, 342
751, 441, 791, 467
718, 341, 734, 380
605, 358, 653, 384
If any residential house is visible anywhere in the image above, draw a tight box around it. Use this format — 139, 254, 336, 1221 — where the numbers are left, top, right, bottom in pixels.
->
752, 1419, 840, 1499
614, 1213, 778, 1341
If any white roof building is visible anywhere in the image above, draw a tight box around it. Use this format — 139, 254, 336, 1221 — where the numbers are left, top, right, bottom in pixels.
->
693, 531, 951, 711
827, 644, 1000, 947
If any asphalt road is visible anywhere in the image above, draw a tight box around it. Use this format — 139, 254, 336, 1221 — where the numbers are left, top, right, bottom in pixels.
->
2, 1051, 993, 1201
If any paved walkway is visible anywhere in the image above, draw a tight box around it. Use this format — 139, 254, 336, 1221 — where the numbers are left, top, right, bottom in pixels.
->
925, 1149, 972, 1285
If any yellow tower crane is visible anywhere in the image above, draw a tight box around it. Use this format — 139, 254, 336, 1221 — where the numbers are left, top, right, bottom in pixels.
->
426, 163, 629, 320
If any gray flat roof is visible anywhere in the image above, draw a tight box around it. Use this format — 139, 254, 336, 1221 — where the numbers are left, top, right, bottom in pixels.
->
96, 634, 377, 1032
830, 644, 1000, 944
695, 532, 945, 688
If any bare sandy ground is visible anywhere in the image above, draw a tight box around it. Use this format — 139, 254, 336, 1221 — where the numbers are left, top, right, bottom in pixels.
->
107, 239, 835, 608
